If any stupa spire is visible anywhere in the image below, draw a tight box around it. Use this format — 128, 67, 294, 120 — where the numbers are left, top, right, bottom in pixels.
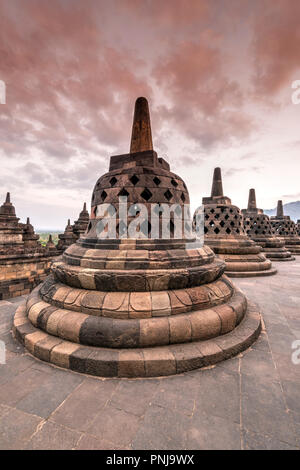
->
247, 189, 257, 211
5, 192, 10, 204
276, 200, 284, 218
26, 217, 30, 225
130, 97, 153, 153
211, 167, 223, 198
83, 202, 86, 211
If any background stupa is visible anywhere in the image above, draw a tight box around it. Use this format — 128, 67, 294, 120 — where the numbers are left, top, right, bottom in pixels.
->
198, 169, 277, 277
270, 201, 300, 255
0, 193, 57, 299
242, 189, 294, 261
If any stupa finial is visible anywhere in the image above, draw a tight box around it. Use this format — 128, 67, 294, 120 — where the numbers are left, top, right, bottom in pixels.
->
5, 192, 10, 204
83, 202, 87, 211
277, 200, 284, 218
26, 217, 30, 225
247, 189, 257, 211
211, 167, 223, 198
130, 97, 153, 153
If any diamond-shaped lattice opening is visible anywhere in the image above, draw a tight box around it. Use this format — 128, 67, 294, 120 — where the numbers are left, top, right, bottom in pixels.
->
107, 204, 116, 216
101, 190, 107, 201
220, 220, 225, 227
175, 206, 182, 216
205, 214, 209, 220
110, 177, 117, 187
181, 193, 186, 203
117, 220, 127, 236
185, 222, 191, 232
153, 176, 161, 186
224, 214, 229, 220
214, 213, 219, 219
230, 221, 235, 226
140, 220, 151, 237
204, 227, 208, 234
132, 204, 141, 215
214, 227, 220, 234
118, 188, 129, 197
226, 227, 231, 234
209, 220, 215, 226
154, 204, 164, 215
210, 208, 215, 214
164, 189, 173, 201
141, 188, 152, 201
171, 179, 178, 187
130, 174, 139, 186
168, 220, 175, 235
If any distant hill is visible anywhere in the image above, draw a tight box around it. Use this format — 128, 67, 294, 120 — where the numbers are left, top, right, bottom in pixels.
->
265, 201, 300, 222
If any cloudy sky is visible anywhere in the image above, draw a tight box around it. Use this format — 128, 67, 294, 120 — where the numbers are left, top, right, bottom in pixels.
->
1, 0, 300, 230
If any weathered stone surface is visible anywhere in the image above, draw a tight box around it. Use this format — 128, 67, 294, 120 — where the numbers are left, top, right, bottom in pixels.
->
0, 194, 58, 300
16, 98, 261, 377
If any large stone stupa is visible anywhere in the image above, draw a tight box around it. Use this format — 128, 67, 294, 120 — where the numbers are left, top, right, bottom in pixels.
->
198, 168, 277, 277
13, 98, 261, 378
0, 193, 56, 299
270, 201, 300, 255
242, 189, 294, 261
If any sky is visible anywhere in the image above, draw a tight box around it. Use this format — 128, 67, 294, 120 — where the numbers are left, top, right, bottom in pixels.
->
1, 0, 300, 230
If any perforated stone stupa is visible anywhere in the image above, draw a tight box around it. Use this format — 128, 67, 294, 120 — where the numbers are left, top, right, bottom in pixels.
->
0, 193, 57, 299
198, 168, 277, 277
242, 189, 294, 261
13, 98, 261, 378
57, 203, 89, 253
270, 201, 300, 255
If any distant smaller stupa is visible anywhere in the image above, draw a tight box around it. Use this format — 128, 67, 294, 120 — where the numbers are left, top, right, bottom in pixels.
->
270, 201, 300, 254
197, 168, 277, 277
242, 189, 294, 261
57, 203, 89, 253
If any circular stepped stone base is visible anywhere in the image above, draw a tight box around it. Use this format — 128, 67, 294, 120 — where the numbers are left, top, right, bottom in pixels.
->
226, 267, 277, 278
267, 256, 295, 262
13, 301, 261, 378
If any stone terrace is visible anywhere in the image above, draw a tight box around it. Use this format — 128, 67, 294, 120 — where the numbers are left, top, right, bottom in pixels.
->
0, 258, 300, 450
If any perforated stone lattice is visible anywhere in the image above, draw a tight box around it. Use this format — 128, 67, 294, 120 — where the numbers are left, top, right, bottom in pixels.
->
271, 219, 298, 237
89, 161, 190, 238
203, 205, 245, 236
243, 214, 275, 237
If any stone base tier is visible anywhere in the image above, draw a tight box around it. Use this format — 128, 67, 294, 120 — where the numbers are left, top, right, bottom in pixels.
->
13, 301, 261, 378
250, 237, 295, 262
205, 238, 277, 277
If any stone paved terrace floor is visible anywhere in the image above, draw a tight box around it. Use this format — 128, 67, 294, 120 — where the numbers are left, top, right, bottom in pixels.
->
0, 258, 300, 450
